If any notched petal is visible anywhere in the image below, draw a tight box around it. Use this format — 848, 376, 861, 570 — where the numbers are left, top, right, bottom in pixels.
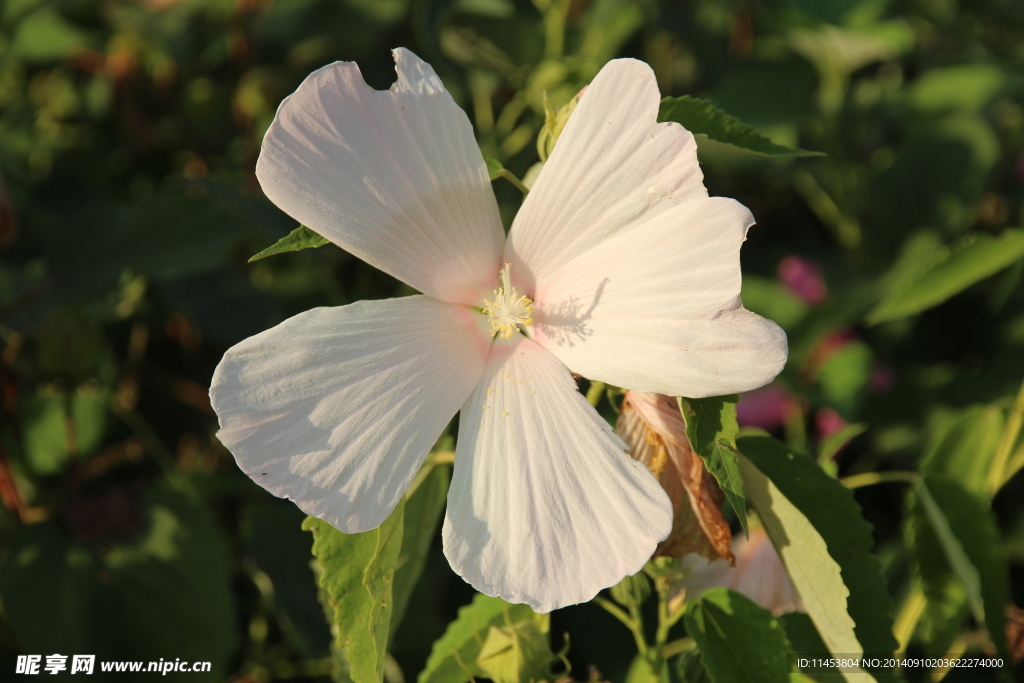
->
256, 48, 505, 305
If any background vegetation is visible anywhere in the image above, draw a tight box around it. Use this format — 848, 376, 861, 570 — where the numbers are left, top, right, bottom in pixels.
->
1, 0, 1023, 681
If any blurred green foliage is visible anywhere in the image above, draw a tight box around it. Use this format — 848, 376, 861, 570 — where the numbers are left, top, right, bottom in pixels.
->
0, 0, 1024, 681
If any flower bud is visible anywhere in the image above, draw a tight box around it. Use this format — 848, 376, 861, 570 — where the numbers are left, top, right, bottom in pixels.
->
536, 88, 584, 162
610, 571, 652, 608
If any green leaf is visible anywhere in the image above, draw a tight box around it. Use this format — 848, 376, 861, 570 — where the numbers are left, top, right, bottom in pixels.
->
675, 648, 713, 683
780, 613, 846, 683
418, 593, 549, 683
921, 406, 1004, 496
627, 655, 665, 683
12, 9, 96, 62
867, 228, 1024, 324
678, 395, 748, 534
685, 588, 792, 683
658, 96, 823, 158
910, 475, 1009, 657
0, 485, 235, 681
105, 487, 237, 676
910, 64, 1014, 115
391, 465, 449, 636
244, 500, 330, 656
20, 386, 107, 475
788, 25, 907, 81
476, 619, 553, 683
303, 504, 406, 683
249, 225, 331, 262
816, 341, 873, 419
738, 436, 897, 683
741, 276, 810, 330
817, 422, 868, 464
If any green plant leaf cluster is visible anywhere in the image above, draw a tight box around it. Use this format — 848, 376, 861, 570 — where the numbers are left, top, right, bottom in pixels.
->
419, 593, 554, 683
738, 436, 897, 683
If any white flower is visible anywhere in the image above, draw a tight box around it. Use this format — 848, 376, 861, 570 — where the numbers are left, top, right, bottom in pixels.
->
209, 49, 787, 612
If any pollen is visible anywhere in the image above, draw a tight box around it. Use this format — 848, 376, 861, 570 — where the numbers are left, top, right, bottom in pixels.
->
483, 263, 534, 338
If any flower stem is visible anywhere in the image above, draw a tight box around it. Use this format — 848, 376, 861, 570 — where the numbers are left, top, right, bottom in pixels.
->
586, 381, 606, 407
493, 169, 530, 195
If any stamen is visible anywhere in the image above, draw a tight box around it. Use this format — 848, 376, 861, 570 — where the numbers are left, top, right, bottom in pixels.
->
483, 263, 534, 338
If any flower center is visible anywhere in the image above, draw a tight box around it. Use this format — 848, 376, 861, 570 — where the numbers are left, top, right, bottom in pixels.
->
483, 263, 534, 338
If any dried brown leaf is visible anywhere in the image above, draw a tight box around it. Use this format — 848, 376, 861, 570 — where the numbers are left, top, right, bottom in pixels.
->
617, 392, 734, 563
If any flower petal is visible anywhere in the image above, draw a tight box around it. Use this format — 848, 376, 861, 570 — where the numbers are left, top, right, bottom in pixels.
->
256, 48, 505, 305
504, 58, 706, 289
211, 295, 490, 533
530, 197, 787, 397
443, 336, 673, 612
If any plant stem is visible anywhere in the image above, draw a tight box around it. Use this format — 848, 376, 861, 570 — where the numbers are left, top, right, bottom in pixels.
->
792, 168, 861, 250
662, 638, 694, 659
893, 584, 926, 654
541, 0, 570, 59
586, 381, 606, 407
494, 169, 530, 195
840, 470, 919, 489
594, 597, 648, 657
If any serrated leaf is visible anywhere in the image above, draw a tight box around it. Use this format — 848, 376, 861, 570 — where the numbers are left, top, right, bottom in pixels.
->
780, 613, 846, 683
678, 395, 748, 534
418, 593, 548, 683
303, 504, 405, 683
867, 228, 1024, 324
391, 465, 449, 636
910, 475, 1009, 658
249, 225, 331, 262
686, 588, 792, 683
738, 436, 897, 683
658, 96, 823, 158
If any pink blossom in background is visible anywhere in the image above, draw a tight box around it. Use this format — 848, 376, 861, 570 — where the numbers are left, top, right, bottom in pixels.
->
777, 255, 827, 305
815, 407, 847, 440
736, 384, 793, 430
804, 328, 857, 378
